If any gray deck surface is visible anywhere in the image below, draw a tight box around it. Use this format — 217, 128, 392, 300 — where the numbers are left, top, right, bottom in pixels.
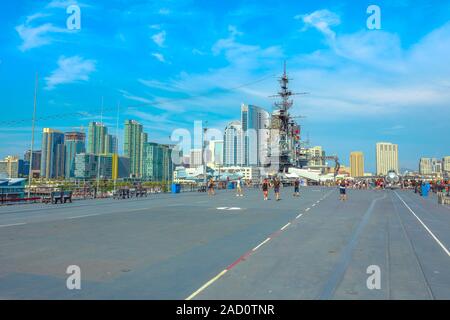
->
0, 187, 449, 299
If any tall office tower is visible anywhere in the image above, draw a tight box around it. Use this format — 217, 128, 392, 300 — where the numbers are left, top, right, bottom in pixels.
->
41, 128, 65, 179
87, 122, 107, 155
207, 140, 224, 167
140, 132, 148, 175
55, 144, 66, 178
419, 158, 432, 175
124, 120, 144, 177
161, 144, 173, 182
142, 142, 173, 181
443, 156, 450, 173
104, 134, 118, 154
350, 151, 365, 178
307, 146, 325, 166
241, 104, 270, 166
223, 121, 243, 166
376, 142, 399, 175
24, 150, 42, 173
64, 132, 86, 178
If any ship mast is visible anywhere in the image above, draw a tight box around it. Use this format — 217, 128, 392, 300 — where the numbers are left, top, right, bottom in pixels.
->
270, 62, 307, 173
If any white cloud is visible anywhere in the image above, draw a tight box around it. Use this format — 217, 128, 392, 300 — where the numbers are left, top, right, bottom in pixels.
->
119, 89, 182, 112
16, 23, 67, 51
46, 0, 91, 8
25, 13, 51, 24
119, 89, 153, 104
16, 1, 88, 51
296, 9, 341, 41
151, 52, 166, 63
45, 56, 96, 90
212, 25, 283, 69
138, 79, 182, 92
152, 30, 166, 47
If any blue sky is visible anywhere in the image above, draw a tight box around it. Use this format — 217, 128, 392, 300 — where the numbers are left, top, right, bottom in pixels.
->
1, 0, 450, 172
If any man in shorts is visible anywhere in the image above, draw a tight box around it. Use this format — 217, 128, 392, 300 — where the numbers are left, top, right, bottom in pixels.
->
262, 178, 269, 200
339, 180, 347, 201
293, 178, 300, 197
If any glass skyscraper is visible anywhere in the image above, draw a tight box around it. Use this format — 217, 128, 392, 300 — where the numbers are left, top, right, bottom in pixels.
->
223, 121, 243, 166
40, 128, 65, 179
87, 122, 107, 155
142, 142, 173, 182
241, 104, 270, 167
124, 120, 144, 177
64, 132, 86, 178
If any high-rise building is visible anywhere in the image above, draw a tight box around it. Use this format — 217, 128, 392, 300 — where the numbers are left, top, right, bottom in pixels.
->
0, 156, 28, 178
419, 158, 432, 175
350, 151, 365, 177
64, 132, 86, 178
140, 132, 148, 174
124, 120, 144, 177
142, 142, 173, 181
207, 140, 224, 167
376, 142, 399, 175
40, 128, 65, 179
104, 134, 118, 154
24, 150, 41, 177
241, 104, 270, 166
87, 122, 107, 155
223, 121, 243, 166
24, 150, 42, 171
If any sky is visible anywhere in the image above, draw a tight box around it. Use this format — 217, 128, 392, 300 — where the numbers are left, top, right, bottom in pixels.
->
1, 0, 450, 172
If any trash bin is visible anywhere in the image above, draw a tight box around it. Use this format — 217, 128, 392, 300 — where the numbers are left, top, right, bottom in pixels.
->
228, 182, 235, 189
171, 183, 181, 194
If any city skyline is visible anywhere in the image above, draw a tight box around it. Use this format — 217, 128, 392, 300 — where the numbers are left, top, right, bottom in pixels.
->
1, 0, 450, 172
1, 112, 450, 177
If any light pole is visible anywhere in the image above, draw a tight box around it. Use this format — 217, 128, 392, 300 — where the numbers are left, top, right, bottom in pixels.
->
203, 121, 208, 186
28, 73, 38, 198
114, 101, 120, 194
95, 97, 104, 198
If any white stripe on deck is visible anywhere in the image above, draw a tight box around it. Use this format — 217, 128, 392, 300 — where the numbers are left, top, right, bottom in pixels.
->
395, 191, 450, 257
0, 222, 26, 228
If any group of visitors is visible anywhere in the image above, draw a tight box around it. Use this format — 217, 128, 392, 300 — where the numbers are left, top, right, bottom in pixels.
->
207, 176, 303, 201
